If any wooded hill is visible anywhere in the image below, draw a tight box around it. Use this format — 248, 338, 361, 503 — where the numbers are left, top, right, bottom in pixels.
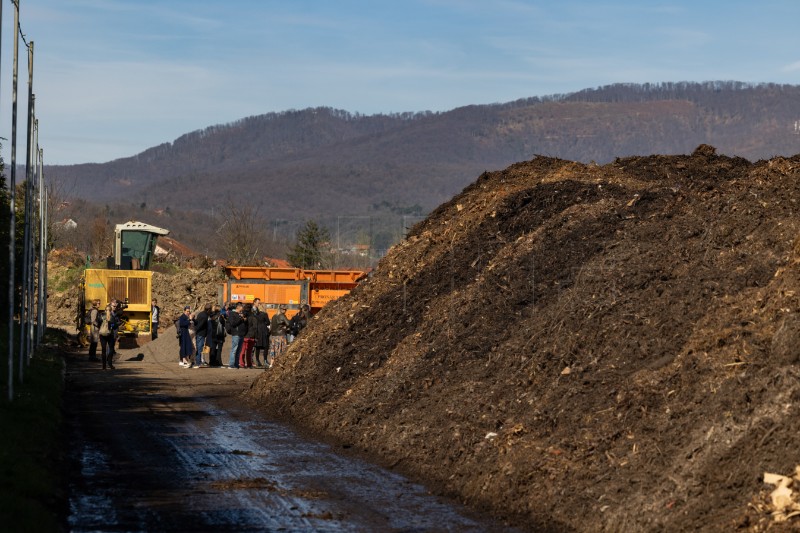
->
47, 81, 800, 231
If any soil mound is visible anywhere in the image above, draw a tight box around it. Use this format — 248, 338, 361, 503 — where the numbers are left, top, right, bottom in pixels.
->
248, 146, 800, 531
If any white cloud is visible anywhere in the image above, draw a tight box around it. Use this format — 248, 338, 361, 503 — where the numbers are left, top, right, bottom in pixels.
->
782, 61, 800, 73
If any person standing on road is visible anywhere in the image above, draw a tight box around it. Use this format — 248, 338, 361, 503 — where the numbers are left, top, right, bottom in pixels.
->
227, 303, 246, 369
287, 304, 311, 343
151, 298, 161, 341
268, 304, 291, 369
99, 304, 118, 370
240, 304, 257, 369
178, 306, 194, 367
194, 303, 211, 368
209, 305, 225, 367
88, 299, 102, 361
253, 301, 270, 367
109, 299, 123, 357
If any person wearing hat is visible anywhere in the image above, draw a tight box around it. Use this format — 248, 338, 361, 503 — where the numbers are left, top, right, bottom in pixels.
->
178, 305, 194, 367
268, 304, 291, 369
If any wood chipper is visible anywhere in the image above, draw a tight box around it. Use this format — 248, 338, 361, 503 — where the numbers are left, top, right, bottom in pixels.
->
220, 266, 367, 318
79, 221, 170, 341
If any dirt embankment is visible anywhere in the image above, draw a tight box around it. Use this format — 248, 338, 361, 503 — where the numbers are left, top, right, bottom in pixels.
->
247, 145, 800, 531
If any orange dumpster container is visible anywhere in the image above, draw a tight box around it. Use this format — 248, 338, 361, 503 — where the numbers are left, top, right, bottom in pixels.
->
221, 267, 367, 318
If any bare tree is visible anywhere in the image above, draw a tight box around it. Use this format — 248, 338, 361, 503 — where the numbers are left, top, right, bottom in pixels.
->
89, 215, 112, 262
44, 173, 79, 250
216, 202, 268, 265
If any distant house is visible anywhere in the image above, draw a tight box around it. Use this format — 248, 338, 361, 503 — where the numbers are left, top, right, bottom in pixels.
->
55, 218, 77, 231
339, 244, 370, 257
154, 236, 197, 258
264, 257, 292, 268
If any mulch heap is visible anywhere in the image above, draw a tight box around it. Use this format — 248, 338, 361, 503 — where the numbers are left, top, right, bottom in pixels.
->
248, 145, 800, 531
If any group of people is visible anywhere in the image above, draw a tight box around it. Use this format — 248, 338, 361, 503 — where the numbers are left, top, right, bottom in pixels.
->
86, 297, 127, 370
174, 297, 311, 370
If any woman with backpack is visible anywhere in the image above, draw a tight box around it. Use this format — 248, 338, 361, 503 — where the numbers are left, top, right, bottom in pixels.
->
208, 305, 226, 367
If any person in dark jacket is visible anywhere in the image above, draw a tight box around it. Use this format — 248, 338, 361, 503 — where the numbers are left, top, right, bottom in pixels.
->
99, 304, 119, 370
268, 304, 291, 369
209, 305, 225, 367
109, 298, 124, 356
287, 304, 311, 343
194, 303, 211, 367
178, 306, 194, 367
227, 303, 246, 368
239, 304, 257, 369
253, 302, 270, 367
151, 298, 161, 340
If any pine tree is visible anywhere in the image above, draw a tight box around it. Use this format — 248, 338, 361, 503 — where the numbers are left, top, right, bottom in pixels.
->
287, 220, 330, 269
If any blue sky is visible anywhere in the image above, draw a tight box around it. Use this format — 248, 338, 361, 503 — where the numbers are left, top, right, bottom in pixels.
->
1, 0, 799, 165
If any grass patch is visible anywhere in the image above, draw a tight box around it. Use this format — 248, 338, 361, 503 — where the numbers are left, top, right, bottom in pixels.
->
51, 265, 84, 293
152, 261, 181, 275
0, 328, 66, 531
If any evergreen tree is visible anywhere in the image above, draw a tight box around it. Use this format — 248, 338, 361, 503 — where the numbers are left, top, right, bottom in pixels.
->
287, 220, 330, 269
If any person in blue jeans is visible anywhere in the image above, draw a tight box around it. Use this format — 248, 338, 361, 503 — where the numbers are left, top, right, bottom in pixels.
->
227, 303, 245, 368
194, 303, 211, 367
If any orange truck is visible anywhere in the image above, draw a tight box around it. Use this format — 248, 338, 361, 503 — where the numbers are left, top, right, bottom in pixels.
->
220, 266, 367, 318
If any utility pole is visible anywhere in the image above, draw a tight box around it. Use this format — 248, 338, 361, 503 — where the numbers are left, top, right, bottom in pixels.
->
41, 157, 47, 339
37, 140, 43, 345
27, 115, 37, 357
7, 0, 20, 398
19, 42, 33, 373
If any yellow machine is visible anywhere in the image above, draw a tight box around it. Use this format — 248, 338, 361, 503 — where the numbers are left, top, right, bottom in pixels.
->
79, 221, 169, 339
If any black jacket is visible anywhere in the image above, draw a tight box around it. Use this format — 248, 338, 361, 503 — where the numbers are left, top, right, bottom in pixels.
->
254, 310, 270, 347
194, 311, 210, 337
270, 312, 290, 337
289, 314, 306, 336
245, 313, 258, 339
228, 310, 248, 337
210, 314, 226, 342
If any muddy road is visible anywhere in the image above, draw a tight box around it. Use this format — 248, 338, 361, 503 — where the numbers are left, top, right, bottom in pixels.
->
64, 330, 509, 532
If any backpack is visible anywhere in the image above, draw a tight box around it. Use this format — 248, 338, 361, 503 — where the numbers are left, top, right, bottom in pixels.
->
216, 318, 226, 338
85, 308, 103, 328
98, 316, 110, 337
224, 314, 233, 334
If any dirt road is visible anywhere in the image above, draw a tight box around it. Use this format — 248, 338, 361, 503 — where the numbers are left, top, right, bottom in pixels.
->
64, 330, 510, 532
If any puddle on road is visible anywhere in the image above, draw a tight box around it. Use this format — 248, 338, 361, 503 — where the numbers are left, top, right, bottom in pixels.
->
68, 443, 120, 531
70, 401, 509, 532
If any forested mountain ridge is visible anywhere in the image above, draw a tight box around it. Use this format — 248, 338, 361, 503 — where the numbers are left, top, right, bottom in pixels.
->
48, 82, 800, 221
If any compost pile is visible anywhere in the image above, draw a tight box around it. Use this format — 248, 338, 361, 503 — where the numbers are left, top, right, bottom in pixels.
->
249, 145, 800, 531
